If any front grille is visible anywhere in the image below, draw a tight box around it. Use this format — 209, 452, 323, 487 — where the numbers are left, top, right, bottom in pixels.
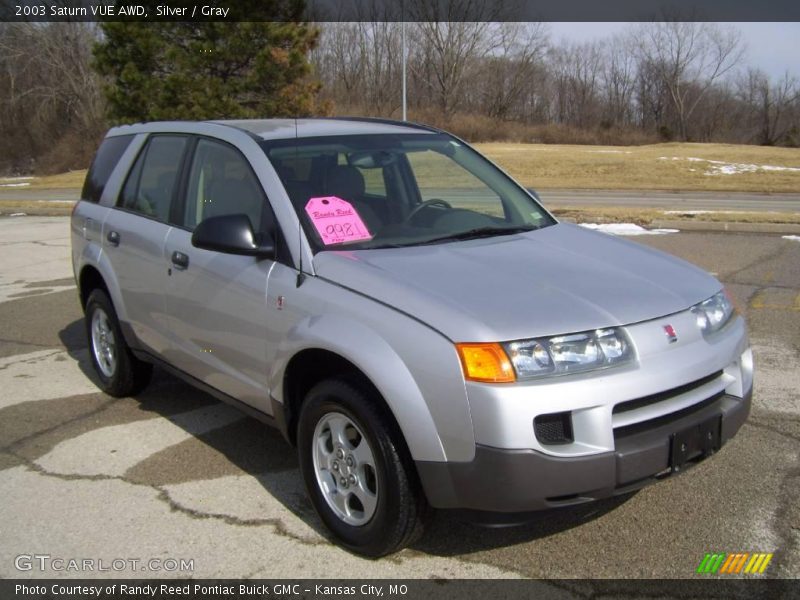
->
614, 392, 724, 439
613, 370, 723, 415
534, 412, 574, 445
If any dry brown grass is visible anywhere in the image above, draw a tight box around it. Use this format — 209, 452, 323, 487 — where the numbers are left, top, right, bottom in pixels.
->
7, 142, 800, 196
25, 170, 87, 189
0, 200, 74, 216
478, 142, 800, 193
551, 206, 800, 226
0, 170, 87, 191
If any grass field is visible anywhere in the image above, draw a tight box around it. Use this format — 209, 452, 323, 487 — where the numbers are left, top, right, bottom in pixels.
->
550, 206, 800, 226
2, 142, 799, 223
476, 142, 800, 193
0, 170, 86, 190
2, 142, 799, 194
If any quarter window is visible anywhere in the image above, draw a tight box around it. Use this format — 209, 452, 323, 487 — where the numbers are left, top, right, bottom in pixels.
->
182, 139, 264, 231
119, 135, 187, 222
81, 135, 134, 203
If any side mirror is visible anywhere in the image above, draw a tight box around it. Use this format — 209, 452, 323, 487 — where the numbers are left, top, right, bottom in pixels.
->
191, 214, 275, 259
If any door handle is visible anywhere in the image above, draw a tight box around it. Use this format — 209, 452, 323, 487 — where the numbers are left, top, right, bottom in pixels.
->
106, 230, 120, 246
171, 251, 189, 269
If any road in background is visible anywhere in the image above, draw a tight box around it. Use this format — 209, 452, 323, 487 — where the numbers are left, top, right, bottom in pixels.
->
538, 189, 800, 213
0, 217, 797, 578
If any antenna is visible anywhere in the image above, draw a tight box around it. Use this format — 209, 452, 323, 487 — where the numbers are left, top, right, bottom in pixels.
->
295, 117, 306, 288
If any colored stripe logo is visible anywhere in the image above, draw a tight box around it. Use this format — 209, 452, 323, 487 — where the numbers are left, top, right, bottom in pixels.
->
697, 552, 773, 574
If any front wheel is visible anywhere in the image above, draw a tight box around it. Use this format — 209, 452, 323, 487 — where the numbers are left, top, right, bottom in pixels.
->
85, 289, 152, 397
297, 379, 430, 557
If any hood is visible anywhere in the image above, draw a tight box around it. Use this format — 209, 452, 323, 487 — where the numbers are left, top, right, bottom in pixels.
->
313, 223, 720, 342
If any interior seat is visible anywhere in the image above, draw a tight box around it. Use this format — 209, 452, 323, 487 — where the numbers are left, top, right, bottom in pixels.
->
324, 165, 381, 233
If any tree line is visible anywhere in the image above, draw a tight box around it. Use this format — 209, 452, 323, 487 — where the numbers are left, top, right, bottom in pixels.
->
0, 20, 798, 175
313, 21, 800, 147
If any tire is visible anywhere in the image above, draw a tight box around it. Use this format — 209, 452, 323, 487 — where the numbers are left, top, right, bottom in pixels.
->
297, 378, 430, 557
85, 289, 152, 397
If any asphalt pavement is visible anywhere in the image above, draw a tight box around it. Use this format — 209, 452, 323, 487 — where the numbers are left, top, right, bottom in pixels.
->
0, 217, 798, 579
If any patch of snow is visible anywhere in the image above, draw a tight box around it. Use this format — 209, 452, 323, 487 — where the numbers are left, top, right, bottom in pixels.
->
660, 156, 800, 176
9, 212, 27, 217
662, 210, 782, 215
585, 150, 632, 154
782, 235, 800, 242
0, 176, 33, 182
580, 223, 679, 236
0, 182, 31, 188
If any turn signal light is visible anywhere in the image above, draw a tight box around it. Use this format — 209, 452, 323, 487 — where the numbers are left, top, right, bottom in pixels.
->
456, 343, 516, 383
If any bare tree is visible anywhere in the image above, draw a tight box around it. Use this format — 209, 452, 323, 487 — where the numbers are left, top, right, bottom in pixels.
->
477, 23, 548, 120
632, 21, 744, 141
737, 68, 800, 145
601, 34, 638, 127
548, 40, 604, 128
0, 22, 105, 172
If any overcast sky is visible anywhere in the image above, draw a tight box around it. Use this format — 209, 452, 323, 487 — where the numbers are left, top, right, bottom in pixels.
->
548, 22, 800, 80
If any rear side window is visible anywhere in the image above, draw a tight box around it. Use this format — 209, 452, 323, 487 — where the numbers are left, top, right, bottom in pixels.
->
119, 135, 187, 222
81, 135, 134, 203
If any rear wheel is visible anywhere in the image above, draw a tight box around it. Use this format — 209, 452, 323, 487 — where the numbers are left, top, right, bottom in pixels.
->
297, 379, 430, 557
85, 289, 152, 397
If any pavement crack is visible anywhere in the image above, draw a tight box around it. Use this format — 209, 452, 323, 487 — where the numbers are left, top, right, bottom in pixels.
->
5, 450, 330, 548
765, 460, 800, 578
1, 394, 116, 454
0, 337, 61, 350
0, 349, 67, 372
745, 418, 800, 443
721, 241, 794, 284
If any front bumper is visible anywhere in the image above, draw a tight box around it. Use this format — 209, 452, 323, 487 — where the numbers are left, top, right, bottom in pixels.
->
416, 387, 751, 513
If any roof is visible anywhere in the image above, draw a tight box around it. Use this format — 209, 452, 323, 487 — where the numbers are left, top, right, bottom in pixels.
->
211, 118, 437, 140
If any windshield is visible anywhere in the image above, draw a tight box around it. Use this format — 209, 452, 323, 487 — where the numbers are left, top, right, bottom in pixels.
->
260, 133, 555, 251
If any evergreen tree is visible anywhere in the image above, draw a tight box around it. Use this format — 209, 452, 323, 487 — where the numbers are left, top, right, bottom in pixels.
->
94, 2, 322, 122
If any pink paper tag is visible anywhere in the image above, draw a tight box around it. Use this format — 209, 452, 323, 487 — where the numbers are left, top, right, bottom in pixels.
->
305, 196, 373, 246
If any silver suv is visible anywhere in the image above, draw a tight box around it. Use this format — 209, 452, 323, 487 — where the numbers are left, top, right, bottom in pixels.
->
71, 118, 752, 556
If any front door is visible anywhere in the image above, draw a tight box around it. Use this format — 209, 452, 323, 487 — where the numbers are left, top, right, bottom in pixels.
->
163, 137, 277, 413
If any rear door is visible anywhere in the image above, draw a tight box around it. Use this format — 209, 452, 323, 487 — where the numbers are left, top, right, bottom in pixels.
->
102, 134, 188, 355
162, 137, 278, 413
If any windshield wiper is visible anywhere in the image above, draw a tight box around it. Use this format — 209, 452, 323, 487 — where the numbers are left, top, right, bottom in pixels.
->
416, 225, 538, 246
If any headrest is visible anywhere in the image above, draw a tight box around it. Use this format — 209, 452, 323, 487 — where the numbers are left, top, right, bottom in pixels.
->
325, 165, 365, 201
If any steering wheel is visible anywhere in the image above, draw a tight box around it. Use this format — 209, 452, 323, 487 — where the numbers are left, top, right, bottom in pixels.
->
403, 198, 452, 223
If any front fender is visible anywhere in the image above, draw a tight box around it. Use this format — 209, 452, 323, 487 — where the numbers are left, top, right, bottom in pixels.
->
270, 311, 474, 463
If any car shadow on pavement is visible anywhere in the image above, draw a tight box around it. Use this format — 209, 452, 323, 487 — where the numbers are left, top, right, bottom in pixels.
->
54, 317, 638, 554
411, 493, 637, 556
58, 316, 102, 387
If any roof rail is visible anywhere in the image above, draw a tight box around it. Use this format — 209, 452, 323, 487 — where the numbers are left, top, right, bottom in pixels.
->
319, 116, 442, 133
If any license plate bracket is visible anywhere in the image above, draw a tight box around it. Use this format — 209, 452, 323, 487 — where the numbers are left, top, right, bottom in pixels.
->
670, 416, 722, 471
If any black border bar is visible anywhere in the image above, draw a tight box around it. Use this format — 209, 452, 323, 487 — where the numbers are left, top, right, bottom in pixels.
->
2, 0, 800, 22
4, 579, 799, 600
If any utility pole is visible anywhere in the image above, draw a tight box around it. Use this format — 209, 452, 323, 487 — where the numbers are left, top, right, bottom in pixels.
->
401, 8, 407, 121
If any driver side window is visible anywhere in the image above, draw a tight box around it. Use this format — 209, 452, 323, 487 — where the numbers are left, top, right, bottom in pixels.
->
182, 139, 265, 231
406, 150, 504, 218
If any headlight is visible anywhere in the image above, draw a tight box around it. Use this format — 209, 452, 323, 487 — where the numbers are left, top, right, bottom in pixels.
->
692, 290, 734, 335
503, 327, 633, 380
